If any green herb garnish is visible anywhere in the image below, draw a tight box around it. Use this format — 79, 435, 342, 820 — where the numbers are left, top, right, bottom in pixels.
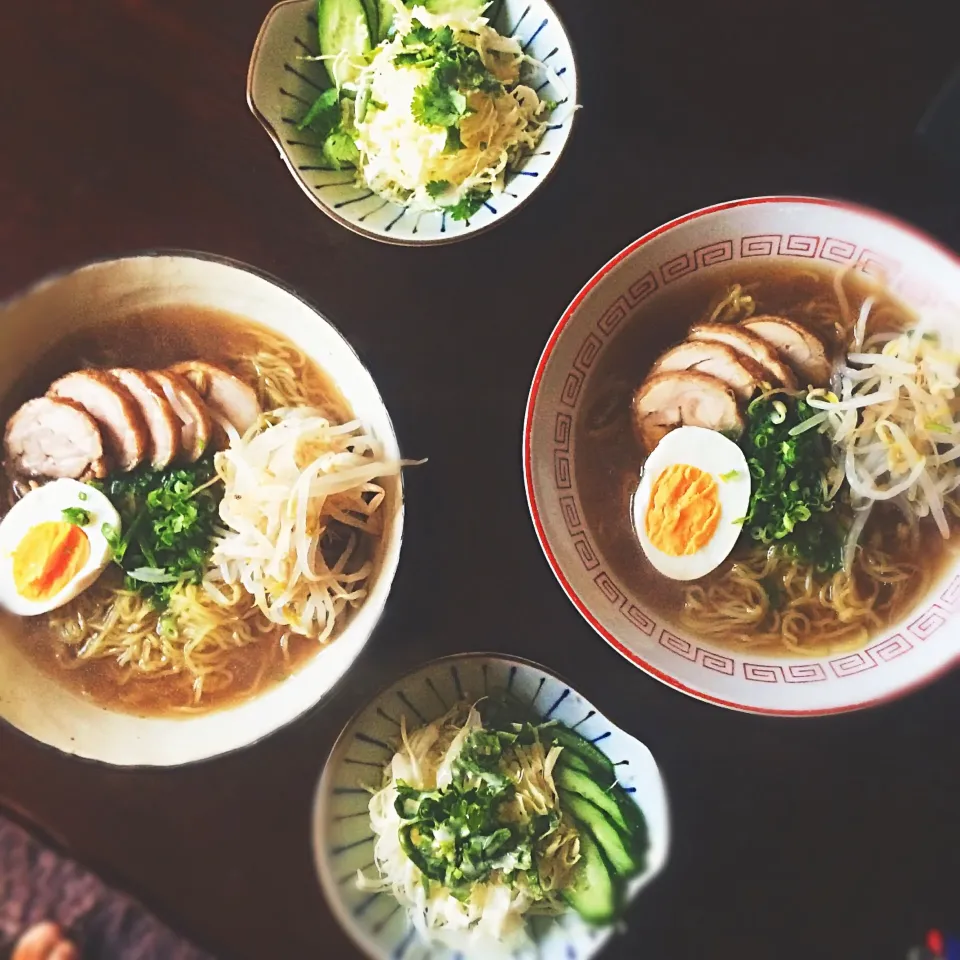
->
402, 19, 501, 151
412, 70, 467, 128
426, 179, 451, 198
739, 394, 843, 572
393, 725, 549, 894
718, 469, 740, 482
297, 87, 340, 135
61, 507, 91, 527
446, 189, 488, 221
95, 460, 223, 608
298, 87, 360, 170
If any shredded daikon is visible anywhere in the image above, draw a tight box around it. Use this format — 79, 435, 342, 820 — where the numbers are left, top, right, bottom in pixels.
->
347, 4, 562, 213
206, 407, 401, 643
360, 703, 579, 946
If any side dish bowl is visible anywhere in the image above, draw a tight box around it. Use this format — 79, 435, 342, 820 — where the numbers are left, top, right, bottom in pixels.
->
313, 652, 670, 960
525, 196, 960, 716
0, 253, 404, 766
247, 0, 579, 246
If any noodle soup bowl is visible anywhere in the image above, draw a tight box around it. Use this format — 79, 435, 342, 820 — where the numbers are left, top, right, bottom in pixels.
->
525, 196, 960, 716
313, 653, 670, 960
0, 252, 404, 765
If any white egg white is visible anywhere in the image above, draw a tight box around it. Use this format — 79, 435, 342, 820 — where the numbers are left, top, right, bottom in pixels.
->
0, 478, 120, 616
633, 426, 752, 581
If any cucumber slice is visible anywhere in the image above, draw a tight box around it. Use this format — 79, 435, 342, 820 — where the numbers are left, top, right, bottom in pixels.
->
558, 752, 650, 854
550, 726, 616, 778
560, 791, 641, 879
423, 0, 489, 16
561, 827, 620, 925
556, 765, 632, 837
377, 0, 396, 40
317, 0, 372, 87
558, 748, 606, 779
360, 0, 379, 43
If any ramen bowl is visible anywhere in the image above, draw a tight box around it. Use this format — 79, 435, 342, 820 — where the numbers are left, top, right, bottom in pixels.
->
247, 0, 578, 246
525, 196, 960, 716
0, 253, 404, 765
313, 653, 670, 960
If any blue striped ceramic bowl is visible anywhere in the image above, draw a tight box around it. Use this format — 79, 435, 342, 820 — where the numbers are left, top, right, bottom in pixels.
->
312, 653, 670, 960
248, 0, 578, 245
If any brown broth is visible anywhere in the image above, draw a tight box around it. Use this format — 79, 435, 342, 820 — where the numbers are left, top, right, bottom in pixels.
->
0, 305, 356, 716
573, 262, 949, 648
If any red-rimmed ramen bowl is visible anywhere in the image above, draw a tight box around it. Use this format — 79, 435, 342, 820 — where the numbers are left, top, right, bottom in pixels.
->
524, 196, 960, 715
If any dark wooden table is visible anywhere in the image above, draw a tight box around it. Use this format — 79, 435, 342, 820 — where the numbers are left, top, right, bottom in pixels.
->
2, 2, 959, 958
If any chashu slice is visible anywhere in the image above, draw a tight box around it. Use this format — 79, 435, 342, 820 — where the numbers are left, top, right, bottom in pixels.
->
688, 323, 797, 389
111, 369, 181, 470
632, 371, 744, 454
148, 371, 214, 463
741, 315, 832, 387
48, 370, 148, 472
3, 396, 107, 480
169, 360, 260, 436
652, 340, 767, 401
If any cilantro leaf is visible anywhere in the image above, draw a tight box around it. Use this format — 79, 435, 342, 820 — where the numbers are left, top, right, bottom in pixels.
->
444, 125, 463, 153
296, 87, 340, 136
323, 129, 360, 169
426, 179, 451, 198
411, 71, 467, 128
446, 189, 488, 221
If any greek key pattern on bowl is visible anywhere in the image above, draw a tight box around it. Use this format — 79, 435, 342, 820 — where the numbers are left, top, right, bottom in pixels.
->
548, 231, 953, 683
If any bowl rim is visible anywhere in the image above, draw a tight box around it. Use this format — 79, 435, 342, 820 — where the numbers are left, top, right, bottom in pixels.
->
522, 194, 960, 718
0, 248, 406, 769
311, 650, 670, 960
246, 0, 581, 248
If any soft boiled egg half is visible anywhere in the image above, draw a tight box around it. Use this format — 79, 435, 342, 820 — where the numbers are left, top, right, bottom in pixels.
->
0, 478, 120, 615
633, 426, 752, 581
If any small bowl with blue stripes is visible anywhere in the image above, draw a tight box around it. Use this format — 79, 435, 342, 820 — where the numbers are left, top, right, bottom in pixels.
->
247, 0, 578, 246
312, 653, 670, 960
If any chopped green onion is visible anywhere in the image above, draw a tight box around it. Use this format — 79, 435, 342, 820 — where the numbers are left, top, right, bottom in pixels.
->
61, 507, 91, 527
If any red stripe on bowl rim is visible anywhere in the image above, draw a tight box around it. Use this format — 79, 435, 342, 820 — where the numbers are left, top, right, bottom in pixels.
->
522, 195, 960, 717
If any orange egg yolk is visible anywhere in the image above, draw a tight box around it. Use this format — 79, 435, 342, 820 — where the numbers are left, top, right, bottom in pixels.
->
645, 464, 721, 556
12, 521, 90, 601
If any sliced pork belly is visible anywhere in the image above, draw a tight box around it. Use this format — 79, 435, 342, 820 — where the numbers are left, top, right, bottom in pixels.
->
632, 371, 744, 454
741, 316, 832, 386
48, 370, 147, 472
652, 340, 767, 401
688, 323, 797, 389
3, 397, 107, 480
169, 360, 260, 435
110, 368, 181, 470
148, 370, 214, 463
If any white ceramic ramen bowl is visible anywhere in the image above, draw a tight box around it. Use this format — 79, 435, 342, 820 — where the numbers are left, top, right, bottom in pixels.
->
525, 196, 960, 716
247, 0, 578, 246
0, 253, 404, 765
313, 653, 670, 960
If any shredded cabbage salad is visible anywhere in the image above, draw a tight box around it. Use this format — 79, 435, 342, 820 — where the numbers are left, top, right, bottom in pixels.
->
306, 2, 565, 219
359, 702, 581, 944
